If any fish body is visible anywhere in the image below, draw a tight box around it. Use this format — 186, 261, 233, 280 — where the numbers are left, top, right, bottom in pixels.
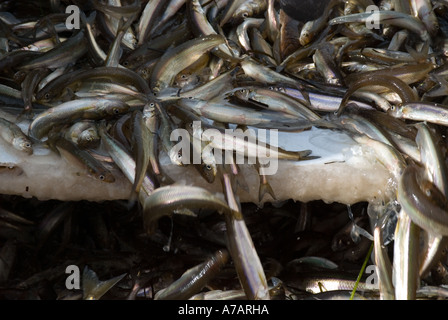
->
150, 34, 225, 94
29, 98, 129, 140
0, 117, 33, 154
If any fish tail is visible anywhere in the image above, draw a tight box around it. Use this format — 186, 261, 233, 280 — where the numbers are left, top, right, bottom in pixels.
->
259, 180, 276, 202
300, 155, 321, 161
82, 266, 126, 300
150, 157, 161, 176
297, 149, 312, 157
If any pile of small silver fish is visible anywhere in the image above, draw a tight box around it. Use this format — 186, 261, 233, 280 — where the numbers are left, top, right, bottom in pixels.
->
1, 0, 448, 300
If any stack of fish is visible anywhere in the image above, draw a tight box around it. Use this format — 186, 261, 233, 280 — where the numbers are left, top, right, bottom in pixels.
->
1, 0, 448, 300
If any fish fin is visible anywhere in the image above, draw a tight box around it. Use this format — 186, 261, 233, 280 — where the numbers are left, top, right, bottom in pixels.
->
119, 13, 137, 36
132, 175, 144, 194
127, 191, 139, 207
82, 266, 126, 300
62, 87, 76, 101
149, 153, 161, 176
405, 42, 429, 63
296, 149, 312, 157
293, 83, 312, 107
236, 174, 250, 194
81, 11, 96, 26
132, 157, 150, 193
82, 266, 99, 300
294, 149, 320, 161
425, 74, 448, 97
300, 155, 320, 161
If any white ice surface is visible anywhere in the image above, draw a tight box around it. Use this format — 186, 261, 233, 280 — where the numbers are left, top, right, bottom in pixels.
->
0, 124, 393, 204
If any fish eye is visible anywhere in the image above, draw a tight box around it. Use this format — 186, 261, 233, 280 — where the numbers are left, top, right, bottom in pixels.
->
242, 12, 249, 18
25, 143, 31, 148
181, 74, 187, 79
149, 102, 155, 107
44, 93, 50, 100
123, 61, 129, 66
113, 108, 120, 114
205, 164, 212, 171
99, 175, 105, 181
177, 151, 182, 158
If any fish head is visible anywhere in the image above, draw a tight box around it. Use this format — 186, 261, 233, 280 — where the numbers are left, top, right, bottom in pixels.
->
103, 101, 131, 118
199, 162, 217, 183
92, 170, 116, 183
13, 137, 33, 155
77, 128, 100, 149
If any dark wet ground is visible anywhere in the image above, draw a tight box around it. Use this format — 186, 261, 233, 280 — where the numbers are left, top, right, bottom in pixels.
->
0, 194, 379, 299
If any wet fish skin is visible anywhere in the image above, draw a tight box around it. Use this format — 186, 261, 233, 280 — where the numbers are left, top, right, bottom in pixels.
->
29, 98, 130, 140
393, 209, 420, 300
50, 133, 115, 183
130, 109, 151, 193
21, 68, 50, 112
99, 122, 156, 199
415, 122, 448, 278
142, 102, 160, 176
220, 171, 270, 300
236, 17, 264, 52
0, 117, 33, 155
398, 164, 448, 237
150, 34, 226, 94
36, 66, 152, 103
232, 86, 319, 119
138, 0, 168, 45
65, 120, 100, 149
337, 74, 418, 116
155, 249, 229, 300
329, 10, 431, 43
142, 185, 231, 234
219, 0, 247, 27
18, 29, 88, 71
388, 102, 448, 126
